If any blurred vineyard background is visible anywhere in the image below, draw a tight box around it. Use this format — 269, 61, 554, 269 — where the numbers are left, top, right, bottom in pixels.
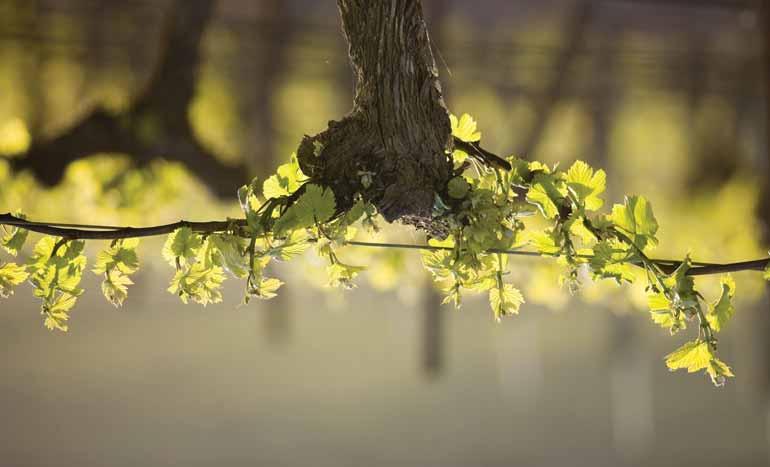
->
1, 0, 770, 465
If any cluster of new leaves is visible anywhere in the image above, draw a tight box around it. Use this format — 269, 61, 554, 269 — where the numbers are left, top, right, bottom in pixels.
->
423, 114, 744, 386
1, 113, 769, 387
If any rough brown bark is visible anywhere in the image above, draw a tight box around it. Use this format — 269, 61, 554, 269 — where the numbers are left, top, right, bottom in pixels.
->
296, 0, 453, 228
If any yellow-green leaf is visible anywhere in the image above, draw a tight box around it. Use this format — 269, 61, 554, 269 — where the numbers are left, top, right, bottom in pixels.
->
565, 161, 606, 211
447, 176, 470, 199
527, 173, 565, 219
162, 228, 202, 267
450, 113, 481, 142
665, 340, 712, 373
1, 212, 28, 256
273, 184, 335, 235
0, 262, 29, 298
609, 195, 658, 250
489, 283, 524, 322
706, 275, 735, 332
706, 358, 734, 387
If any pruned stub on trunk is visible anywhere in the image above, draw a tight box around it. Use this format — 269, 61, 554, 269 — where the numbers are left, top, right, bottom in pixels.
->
296, 0, 453, 235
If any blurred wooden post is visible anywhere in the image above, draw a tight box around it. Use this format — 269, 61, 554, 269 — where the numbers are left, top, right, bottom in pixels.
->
422, 280, 445, 377
240, 1, 296, 347
244, 0, 294, 178
419, 0, 451, 377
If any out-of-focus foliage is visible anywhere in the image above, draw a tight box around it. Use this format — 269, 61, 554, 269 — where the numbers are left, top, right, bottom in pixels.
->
189, 28, 246, 165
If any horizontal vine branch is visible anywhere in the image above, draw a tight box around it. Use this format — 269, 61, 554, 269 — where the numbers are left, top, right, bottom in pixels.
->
1, 213, 766, 277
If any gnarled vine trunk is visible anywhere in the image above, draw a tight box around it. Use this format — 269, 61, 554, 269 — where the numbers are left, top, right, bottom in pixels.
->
296, 0, 453, 229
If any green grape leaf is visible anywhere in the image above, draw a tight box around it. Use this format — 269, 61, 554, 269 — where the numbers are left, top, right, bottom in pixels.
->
44, 305, 71, 332
162, 228, 202, 267
341, 200, 366, 227
566, 214, 596, 245
489, 283, 524, 322
508, 158, 531, 186
27, 238, 86, 332
328, 262, 365, 289
609, 195, 658, 250
262, 175, 291, 200
263, 155, 305, 199
1, 212, 28, 256
447, 176, 470, 199
273, 184, 335, 235
650, 309, 686, 334
764, 262, 770, 281
663, 257, 699, 312
0, 262, 29, 298
207, 234, 249, 278
565, 160, 606, 211
665, 340, 712, 373
93, 239, 140, 275
168, 264, 226, 305
450, 113, 481, 142
452, 149, 468, 165
273, 234, 312, 261
527, 173, 565, 219
250, 277, 283, 300
237, 182, 263, 233
101, 269, 133, 307
706, 275, 735, 333
647, 291, 686, 333
706, 358, 734, 387
590, 239, 636, 284
530, 229, 561, 255
93, 239, 140, 307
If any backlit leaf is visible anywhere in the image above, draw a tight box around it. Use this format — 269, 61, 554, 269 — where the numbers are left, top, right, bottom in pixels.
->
450, 113, 481, 142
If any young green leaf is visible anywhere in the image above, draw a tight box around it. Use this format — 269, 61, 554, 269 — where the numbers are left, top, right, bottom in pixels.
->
706, 358, 734, 387
262, 154, 305, 199
162, 228, 202, 267
168, 264, 226, 305
101, 269, 133, 307
590, 239, 636, 284
1, 212, 28, 256
207, 234, 249, 278
248, 277, 284, 300
527, 173, 565, 219
529, 229, 561, 255
565, 161, 606, 211
609, 196, 658, 250
327, 262, 365, 289
0, 262, 29, 298
450, 113, 481, 142
27, 237, 87, 332
447, 176, 470, 199
273, 184, 335, 235
706, 275, 735, 333
489, 283, 524, 322
665, 340, 712, 373
93, 239, 141, 307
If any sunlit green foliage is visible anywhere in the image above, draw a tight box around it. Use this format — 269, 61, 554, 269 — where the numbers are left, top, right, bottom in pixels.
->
2, 211, 28, 255
92, 238, 140, 307
0, 112, 766, 388
0, 262, 28, 298
27, 237, 87, 331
